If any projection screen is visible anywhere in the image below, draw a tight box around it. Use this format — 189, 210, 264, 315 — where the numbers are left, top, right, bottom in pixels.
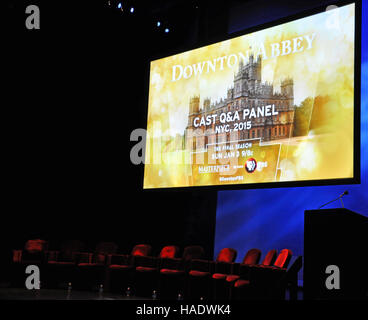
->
144, 2, 359, 190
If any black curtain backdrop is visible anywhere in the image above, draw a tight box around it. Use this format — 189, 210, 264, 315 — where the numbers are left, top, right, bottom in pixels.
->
2, 1, 222, 268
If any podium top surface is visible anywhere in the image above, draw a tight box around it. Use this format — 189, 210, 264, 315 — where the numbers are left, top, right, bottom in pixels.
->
305, 208, 368, 221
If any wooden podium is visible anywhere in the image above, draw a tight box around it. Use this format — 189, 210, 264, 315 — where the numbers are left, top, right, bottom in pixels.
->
304, 208, 368, 300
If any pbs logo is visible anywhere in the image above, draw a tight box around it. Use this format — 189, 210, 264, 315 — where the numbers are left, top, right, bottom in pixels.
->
245, 158, 257, 173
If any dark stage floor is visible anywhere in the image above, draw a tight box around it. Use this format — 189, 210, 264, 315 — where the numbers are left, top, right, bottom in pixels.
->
0, 288, 151, 300
0, 287, 303, 300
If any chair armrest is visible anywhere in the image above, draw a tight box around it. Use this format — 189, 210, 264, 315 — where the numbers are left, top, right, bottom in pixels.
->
19, 249, 48, 263
249, 265, 287, 284
269, 266, 287, 272
159, 257, 183, 270
213, 261, 234, 274
238, 263, 255, 276
109, 254, 130, 266
254, 265, 287, 272
229, 262, 241, 275
45, 250, 60, 262
91, 252, 113, 265
13, 250, 22, 263
190, 259, 211, 272
74, 252, 93, 264
181, 259, 194, 272
133, 255, 159, 268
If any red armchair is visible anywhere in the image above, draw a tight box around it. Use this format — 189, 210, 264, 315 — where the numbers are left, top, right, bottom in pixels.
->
226, 249, 277, 286
47, 240, 85, 265
13, 239, 49, 265
273, 255, 303, 300
44, 240, 85, 289
188, 248, 237, 300
259, 249, 277, 266
77, 242, 118, 266
11, 239, 49, 288
233, 249, 292, 300
270, 249, 293, 269
75, 241, 118, 291
159, 245, 205, 299
107, 244, 152, 293
134, 245, 180, 297
212, 248, 261, 299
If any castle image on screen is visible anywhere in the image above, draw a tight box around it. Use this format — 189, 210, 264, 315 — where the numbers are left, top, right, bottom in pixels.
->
185, 53, 296, 152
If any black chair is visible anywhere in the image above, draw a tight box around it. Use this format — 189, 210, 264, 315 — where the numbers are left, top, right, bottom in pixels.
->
11, 239, 48, 288
233, 249, 292, 300
134, 245, 180, 297
44, 240, 85, 289
159, 245, 205, 300
212, 248, 261, 299
107, 244, 152, 293
275, 256, 303, 300
75, 241, 118, 290
187, 248, 237, 300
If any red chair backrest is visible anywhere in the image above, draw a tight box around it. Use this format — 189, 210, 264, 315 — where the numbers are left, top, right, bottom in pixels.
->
61, 240, 84, 253
25, 239, 48, 253
274, 249, 292, 268
131, 244, 152, 257
95, 242, 118, 254
160, 246, 179, 259
242, 248, 261, 265
262, 249, 277, 266
182, 246, 204, 260
216, 248, 237, 263
60, 240, 84, 260
95, 242, 118, 264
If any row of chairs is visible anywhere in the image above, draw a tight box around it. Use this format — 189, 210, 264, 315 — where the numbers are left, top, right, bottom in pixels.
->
211, 248, 302, 300
11, 239, 302, 300
11, 239, 118, 290
11, 240, 204, 296
107, 245, 301, 300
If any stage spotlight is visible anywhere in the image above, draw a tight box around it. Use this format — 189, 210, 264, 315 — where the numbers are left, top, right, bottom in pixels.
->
165, 28, 169, 33
117, 2, 122, 9
130, 7, 134, 13
157, 21, 161, 27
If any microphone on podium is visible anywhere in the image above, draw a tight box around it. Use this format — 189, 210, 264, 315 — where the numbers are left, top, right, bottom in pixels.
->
318, 190, 349, 209
340, 190, 349, 197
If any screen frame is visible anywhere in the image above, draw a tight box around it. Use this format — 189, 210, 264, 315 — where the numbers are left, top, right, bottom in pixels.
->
142, 0, 361, 192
